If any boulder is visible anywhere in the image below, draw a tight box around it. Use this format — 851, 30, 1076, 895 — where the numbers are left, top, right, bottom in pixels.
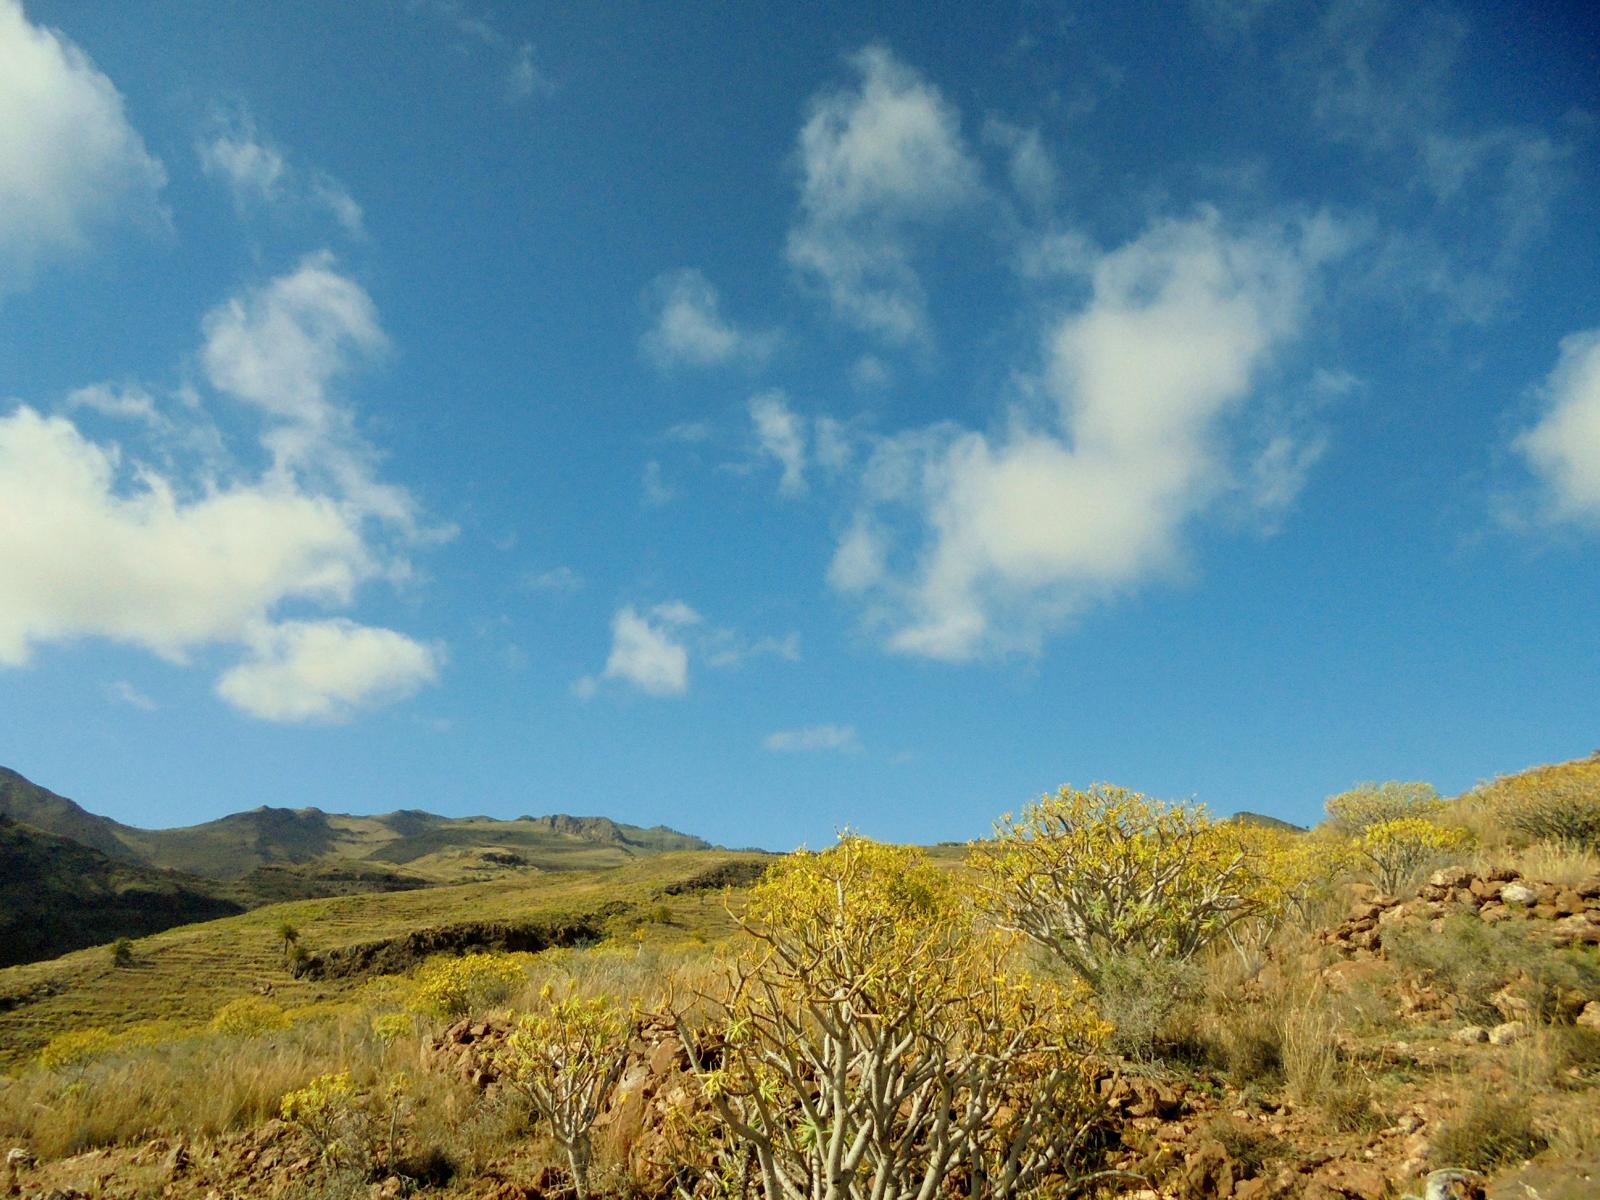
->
1577, 1001, 1600, 1032
1488, 1021, 1526, 1045
1450, 1025, 1489, 1044
1500, 882, 1538, 906
1429, 866, 1473, 890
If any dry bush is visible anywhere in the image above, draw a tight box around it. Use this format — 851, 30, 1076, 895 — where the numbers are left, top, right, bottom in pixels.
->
1094, 951, 1205, 1061
1385, 915, 1600, 1026
1430, 1095, 1547, 1171
1471, 756, 1600, 851
1280, 1003, 1379, 1132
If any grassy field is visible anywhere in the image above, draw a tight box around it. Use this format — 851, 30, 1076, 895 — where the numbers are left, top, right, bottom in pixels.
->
0, 849, 768, 1069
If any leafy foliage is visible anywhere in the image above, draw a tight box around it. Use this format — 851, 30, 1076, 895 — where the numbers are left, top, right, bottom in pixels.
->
681, 835, 1115, 1200
208, 996, 291, 1036
1323, 781, 1443, 836
409, 952, 528, 1019
497, 988, 633, 1200
1353, 818, 1470, 893
36, 1026, 116, 1071
974, 785, 1284, 988
1471, 755, 1600, 850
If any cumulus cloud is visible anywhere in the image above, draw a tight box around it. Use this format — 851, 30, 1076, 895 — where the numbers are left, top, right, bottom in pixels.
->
1514, 329, 1600, 525
983, 117, 1057, 213
199, 253, 429, 535
0, 258, 442, 720
0, 406, 371, 666
833, 210, 1340, 659
197, 110, 365, 237
763, 724, 860, 753
641, 268, 775, 368
579, 604, 694, 697
749, 391, 808, 496
578, 601, 797, 697
787, 45, 979, 344
0, 0, 167, 294
216, 618, 440, 722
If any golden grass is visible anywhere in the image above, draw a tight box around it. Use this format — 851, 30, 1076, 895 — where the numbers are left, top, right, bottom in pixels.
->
0, 850, 764, 1069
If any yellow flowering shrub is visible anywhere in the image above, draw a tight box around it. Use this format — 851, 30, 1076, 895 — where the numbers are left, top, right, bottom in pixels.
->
409, 951, 528, 1019
1324, 780, 1444, 836
371, 1011, 414, 1044
208, 996, 291, 1036
498, 989, 632, 1200
280, 1071, 363, 1163
1470, 755, 1600, 849
1356, 817, 1472, 893
973, 784, 1285, 988
36, 1026, 116, 1070
681, 835, 1112, 1200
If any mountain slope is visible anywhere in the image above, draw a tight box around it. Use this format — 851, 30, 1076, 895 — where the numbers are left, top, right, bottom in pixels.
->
0, 766, 713, 882
0, 815, 245, 968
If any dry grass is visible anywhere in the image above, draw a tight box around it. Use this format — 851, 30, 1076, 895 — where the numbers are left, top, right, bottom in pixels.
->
0, 850, 763, 1069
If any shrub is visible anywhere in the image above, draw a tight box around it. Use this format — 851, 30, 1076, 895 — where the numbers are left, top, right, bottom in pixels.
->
36, 1027, 116, 1071
1095, 951, 1205, 1060
209, 996, 291, 1037
280, 1071, 366, 1165
974, 784, 1284, 989
370, 1012, 414, 1044
1430, 1096, 1547, 1171
497, 989, 632, 1200
109, 937, 135, 967
1324, 781, 1444, 836
410, 952, 528, 1019
1354, 817, 1471, 893
1472, 756, 1600, 850
682, 835, 1114, 1200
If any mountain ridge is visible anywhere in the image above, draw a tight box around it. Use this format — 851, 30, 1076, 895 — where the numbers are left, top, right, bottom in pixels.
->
0, 765, 713, 882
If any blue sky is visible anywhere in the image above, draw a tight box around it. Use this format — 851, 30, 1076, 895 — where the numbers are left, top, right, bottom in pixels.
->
1, 0, 1596, 849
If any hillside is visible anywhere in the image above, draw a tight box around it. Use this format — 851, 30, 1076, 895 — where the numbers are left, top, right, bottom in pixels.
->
0, 816, 245, 968
0, 766, 712, 882
0, 848, 769, 1069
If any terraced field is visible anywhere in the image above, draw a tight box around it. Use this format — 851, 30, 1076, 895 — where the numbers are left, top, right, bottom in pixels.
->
0, 849, 767, 1069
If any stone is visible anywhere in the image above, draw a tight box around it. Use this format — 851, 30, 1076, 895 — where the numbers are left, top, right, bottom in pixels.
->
1309, 1159, 1388, 1199
1554, 889, 1584, 916
1421, 1168, 1487, 1199
1468, 877, 1502, 901
1577, 1001, 1600, 1032
1490, 983, 1533, 1022
1500, 882, 1537, 906
1488, 1021, 1526, 1045
1451, 1025, 1489, 1044
1429, 866, 1473, 889
1479, 904, 1510, 924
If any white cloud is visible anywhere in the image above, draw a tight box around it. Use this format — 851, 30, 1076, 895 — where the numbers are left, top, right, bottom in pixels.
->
197, 110, 366, 237
104, 680, 157, 711
584, 605, 692, 697
0, 0, 167, 294
1514, 329, 1600, 524
505, 42, 552, 103
642, 268, 775, 368
521, 565, 584, 593
216, 618, 440, 722
0, 405, 371, 666
763, 724, 860, 753
641, 459, 675, 507
833, 210, 1339, 659
0, 259, 441, 721
578, 601, 794, 697
983, 117, 1057, 213
199, 254, 431, 536
787, 45, 979, 344
749, 391, 808, 496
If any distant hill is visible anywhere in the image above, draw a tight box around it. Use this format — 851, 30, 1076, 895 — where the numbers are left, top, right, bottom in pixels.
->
0, 815, 245, 968
1228, 811, 1308, 833
0, 766, 712, 882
